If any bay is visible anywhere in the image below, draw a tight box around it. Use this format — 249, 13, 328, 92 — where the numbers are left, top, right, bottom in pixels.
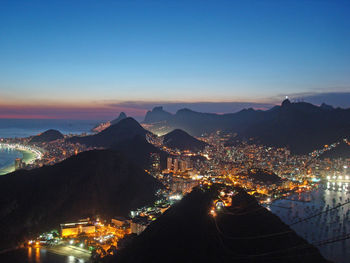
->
268, 183, 350, 263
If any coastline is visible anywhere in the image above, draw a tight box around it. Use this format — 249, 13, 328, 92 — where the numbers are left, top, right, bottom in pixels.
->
21, 148, 37, 165
0, 246, 91, 263
0, 149, 37, 175
45, 245, 91, 261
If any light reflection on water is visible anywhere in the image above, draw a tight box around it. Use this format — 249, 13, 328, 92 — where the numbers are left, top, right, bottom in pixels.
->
25, 247, 42, 263
1, 247, 88, 263
268, 183, 350, 263
27, 247, 32, 262
0, 147, 22, 174
35, 248, 40, 262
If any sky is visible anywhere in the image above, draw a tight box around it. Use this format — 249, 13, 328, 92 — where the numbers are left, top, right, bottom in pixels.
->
0, 0, 349, 119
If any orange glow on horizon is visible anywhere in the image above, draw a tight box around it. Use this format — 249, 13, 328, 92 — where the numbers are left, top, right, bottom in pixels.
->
0, 98, 277, 120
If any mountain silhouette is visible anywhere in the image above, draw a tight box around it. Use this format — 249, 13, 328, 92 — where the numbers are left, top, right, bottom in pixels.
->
68, 118, 148, 147
29, 129, 64, 143
144, 106, 172, 123
108, 187, 327, 263
143, 101, 350, 154
112, 135, 168, 169
162, 129, 207, 152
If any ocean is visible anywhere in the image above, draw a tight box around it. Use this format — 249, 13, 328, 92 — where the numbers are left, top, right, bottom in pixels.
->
0, 119, 99, 173
0, 119, 99, 138
0, 247, 88, 263
0, 148, 23, 170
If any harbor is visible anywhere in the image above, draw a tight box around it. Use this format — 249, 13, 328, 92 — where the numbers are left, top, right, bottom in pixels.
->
268, 183, 350, 263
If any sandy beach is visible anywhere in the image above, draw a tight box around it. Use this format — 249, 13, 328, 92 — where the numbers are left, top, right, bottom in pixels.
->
0, 148, 37, 175
45, 245, 91, 261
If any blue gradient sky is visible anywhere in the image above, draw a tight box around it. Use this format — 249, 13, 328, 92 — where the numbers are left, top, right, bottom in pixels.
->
0, 0, 349, 118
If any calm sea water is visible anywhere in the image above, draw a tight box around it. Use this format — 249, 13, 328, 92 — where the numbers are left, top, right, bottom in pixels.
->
0, 148, 23, 170
0, 247, 88, 263
0, 119, 100, 172
0, 119, 100, 138
268, 183, 350, 263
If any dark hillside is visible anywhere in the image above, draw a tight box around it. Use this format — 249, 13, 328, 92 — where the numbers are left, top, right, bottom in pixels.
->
108, 188, 328, 263
29, 129, 64, 143
0, 150, 162, 249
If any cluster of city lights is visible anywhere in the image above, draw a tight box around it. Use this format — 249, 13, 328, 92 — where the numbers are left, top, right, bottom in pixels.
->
326, 175, 350, 181
326, 182, 349, 192
94, 234, 114, 244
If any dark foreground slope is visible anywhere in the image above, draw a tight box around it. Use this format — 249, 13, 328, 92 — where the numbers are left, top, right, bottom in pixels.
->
68, 118, 148, 147
29, 129, 64, 143
0, 150, 161, 249
162, 129, 207, 152
111, 135, 168, 169
109, 188, 328, 263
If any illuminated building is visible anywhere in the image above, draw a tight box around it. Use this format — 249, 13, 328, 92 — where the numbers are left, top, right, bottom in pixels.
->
167, 157, 172, 171
179, 159, 191, 171
130, 217, 149, 235
150, 153, 161, 174
61, 226, 79, 237
173, 158, 179, 172
111, 217, 130, 227
60, 221, 95, 237
170, 177, 199, 194
15, 158, 23, 170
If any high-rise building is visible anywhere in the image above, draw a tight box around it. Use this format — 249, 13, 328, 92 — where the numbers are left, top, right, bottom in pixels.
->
180, 160, 187, 171
173, 158, 179, 172
14, 158, 23, 170
185, 158, 191, 169
179, 158, 191, 171
150, 153, 161, 175
167, 157, 173, 171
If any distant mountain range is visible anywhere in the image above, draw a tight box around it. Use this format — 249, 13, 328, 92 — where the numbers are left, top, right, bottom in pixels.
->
0, 150, 162, 249
143, 100, 350, 154
108, 187, 327, 263
29, 129, 64, 143
144, 106, 172, 123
